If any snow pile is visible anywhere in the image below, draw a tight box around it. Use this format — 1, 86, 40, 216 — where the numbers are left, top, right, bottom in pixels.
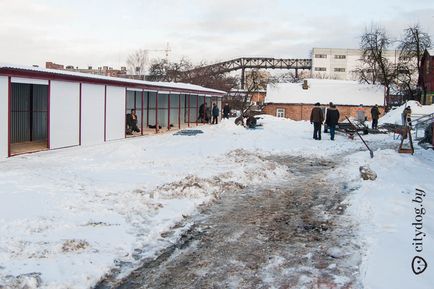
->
379, 100, 434, 125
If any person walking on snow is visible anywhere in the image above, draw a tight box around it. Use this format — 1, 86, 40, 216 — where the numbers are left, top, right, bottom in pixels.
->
310, 102, 324, 140
325, 104, 340, 140
370, 104, 380, 129
223, 103, 231, 119
212, 103, 220, 124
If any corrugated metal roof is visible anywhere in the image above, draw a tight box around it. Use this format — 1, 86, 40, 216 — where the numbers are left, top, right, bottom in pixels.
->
0, 63, 226, 95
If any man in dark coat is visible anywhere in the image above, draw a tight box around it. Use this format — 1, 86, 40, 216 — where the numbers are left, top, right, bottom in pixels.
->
223, 103, 231, 119
212, 103, 220, 124
126, 109, 140, 133
325, 104, 340, 140
310, 102, 324, 140
198, 103, 206, 122
370, 104, 380, 129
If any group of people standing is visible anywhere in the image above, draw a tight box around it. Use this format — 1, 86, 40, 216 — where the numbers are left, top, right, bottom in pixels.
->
310, 102, 340, 141
198, 103, 222, 124
310, 103, 382, 141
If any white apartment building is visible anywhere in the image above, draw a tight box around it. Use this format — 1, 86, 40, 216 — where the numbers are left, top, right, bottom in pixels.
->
311, 48, 400, 80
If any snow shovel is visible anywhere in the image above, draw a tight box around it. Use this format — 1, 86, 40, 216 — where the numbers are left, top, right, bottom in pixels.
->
345, 116, 374, 158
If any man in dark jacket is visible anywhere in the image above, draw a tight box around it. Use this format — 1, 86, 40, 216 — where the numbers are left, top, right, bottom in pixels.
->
212, 103, 220, 124
310, 102, 324, 140
223, 103, 231, 119
326, 104, 340, 140
126, 109, 140, 133
198, 103, 205, 122
370, 104, 380, 129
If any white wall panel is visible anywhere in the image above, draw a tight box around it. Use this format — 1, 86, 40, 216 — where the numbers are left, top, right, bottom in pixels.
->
0, 77, 8, 158
11, 77, 49, 85
50, 81, 80, 149
106, 86, 125, 141
81, 84, 105, 146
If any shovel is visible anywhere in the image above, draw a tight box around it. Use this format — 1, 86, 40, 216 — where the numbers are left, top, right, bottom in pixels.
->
345, 116, 374, 158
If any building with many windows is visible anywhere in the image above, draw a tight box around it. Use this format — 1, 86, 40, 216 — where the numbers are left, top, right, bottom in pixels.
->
311, 48, 400, 80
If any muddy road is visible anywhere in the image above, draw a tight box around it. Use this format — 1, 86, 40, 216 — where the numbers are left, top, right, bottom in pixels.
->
96, 156, 362, 289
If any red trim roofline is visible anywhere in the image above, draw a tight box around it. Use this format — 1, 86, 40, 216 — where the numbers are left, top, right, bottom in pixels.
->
0, 67, 225, 96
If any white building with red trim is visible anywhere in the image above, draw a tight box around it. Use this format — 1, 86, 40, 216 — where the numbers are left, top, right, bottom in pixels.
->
0, 64, 225, 158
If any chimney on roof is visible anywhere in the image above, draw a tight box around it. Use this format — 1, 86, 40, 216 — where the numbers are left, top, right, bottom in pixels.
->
302, 80, 309, 90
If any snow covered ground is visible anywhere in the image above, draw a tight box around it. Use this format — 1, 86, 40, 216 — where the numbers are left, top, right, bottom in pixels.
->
0, 115, 433, 289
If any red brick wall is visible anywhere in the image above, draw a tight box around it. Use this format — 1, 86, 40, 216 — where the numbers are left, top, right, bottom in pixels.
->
263, 103, 384, 121
46, 62, 64, 70
423, 56, 434, 93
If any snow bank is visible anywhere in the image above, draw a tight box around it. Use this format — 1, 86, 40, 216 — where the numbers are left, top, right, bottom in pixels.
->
379, 101, 434, 125
334, 148, 434, 289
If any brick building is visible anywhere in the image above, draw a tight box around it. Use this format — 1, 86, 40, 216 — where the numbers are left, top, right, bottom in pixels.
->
45, 62, 127, 78
419, 49, 434, 105
264, 79, 384, 121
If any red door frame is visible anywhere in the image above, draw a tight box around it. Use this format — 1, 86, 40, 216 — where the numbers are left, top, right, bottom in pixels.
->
187, 94, 190, 127
178, 94, 181, 130
79, 83, 82, 146
146, 91, 150, 129
124, 88, 127, 138
203, 95, 206, 124
196, 95, 199, 126
8, 79, 51, 156
141, 89, 144, 135
47, 80, 51, 149
155, 92, 159, 134
7, 77, 11, 157
168, 92, 171, 130
104, 85, 107, 142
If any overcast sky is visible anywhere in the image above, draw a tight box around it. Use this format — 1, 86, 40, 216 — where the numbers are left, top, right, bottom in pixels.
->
0, 0, 433, 68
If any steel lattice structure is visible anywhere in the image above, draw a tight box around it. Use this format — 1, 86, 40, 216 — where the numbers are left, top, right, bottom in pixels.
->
187, 57, 312, 88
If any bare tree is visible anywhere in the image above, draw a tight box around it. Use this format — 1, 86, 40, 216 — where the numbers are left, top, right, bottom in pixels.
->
147, 58, 239, 92
232, 69, 277, 125
399, 24, 432, 75
147, 58, 193, 82
146, 58, 169, 81
126, 49, 149, 76
354, 25, 396, 102
397, 24, 432, 102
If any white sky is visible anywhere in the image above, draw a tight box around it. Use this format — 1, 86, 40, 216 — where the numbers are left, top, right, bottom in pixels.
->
0, 0, 433, 68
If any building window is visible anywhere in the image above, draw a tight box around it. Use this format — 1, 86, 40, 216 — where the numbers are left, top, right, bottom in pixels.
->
315, 54, 327, 58
334, 55, 346, 59
315, 67, 327, 71
276, 108, 285, 118
334, 68, 346, 72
